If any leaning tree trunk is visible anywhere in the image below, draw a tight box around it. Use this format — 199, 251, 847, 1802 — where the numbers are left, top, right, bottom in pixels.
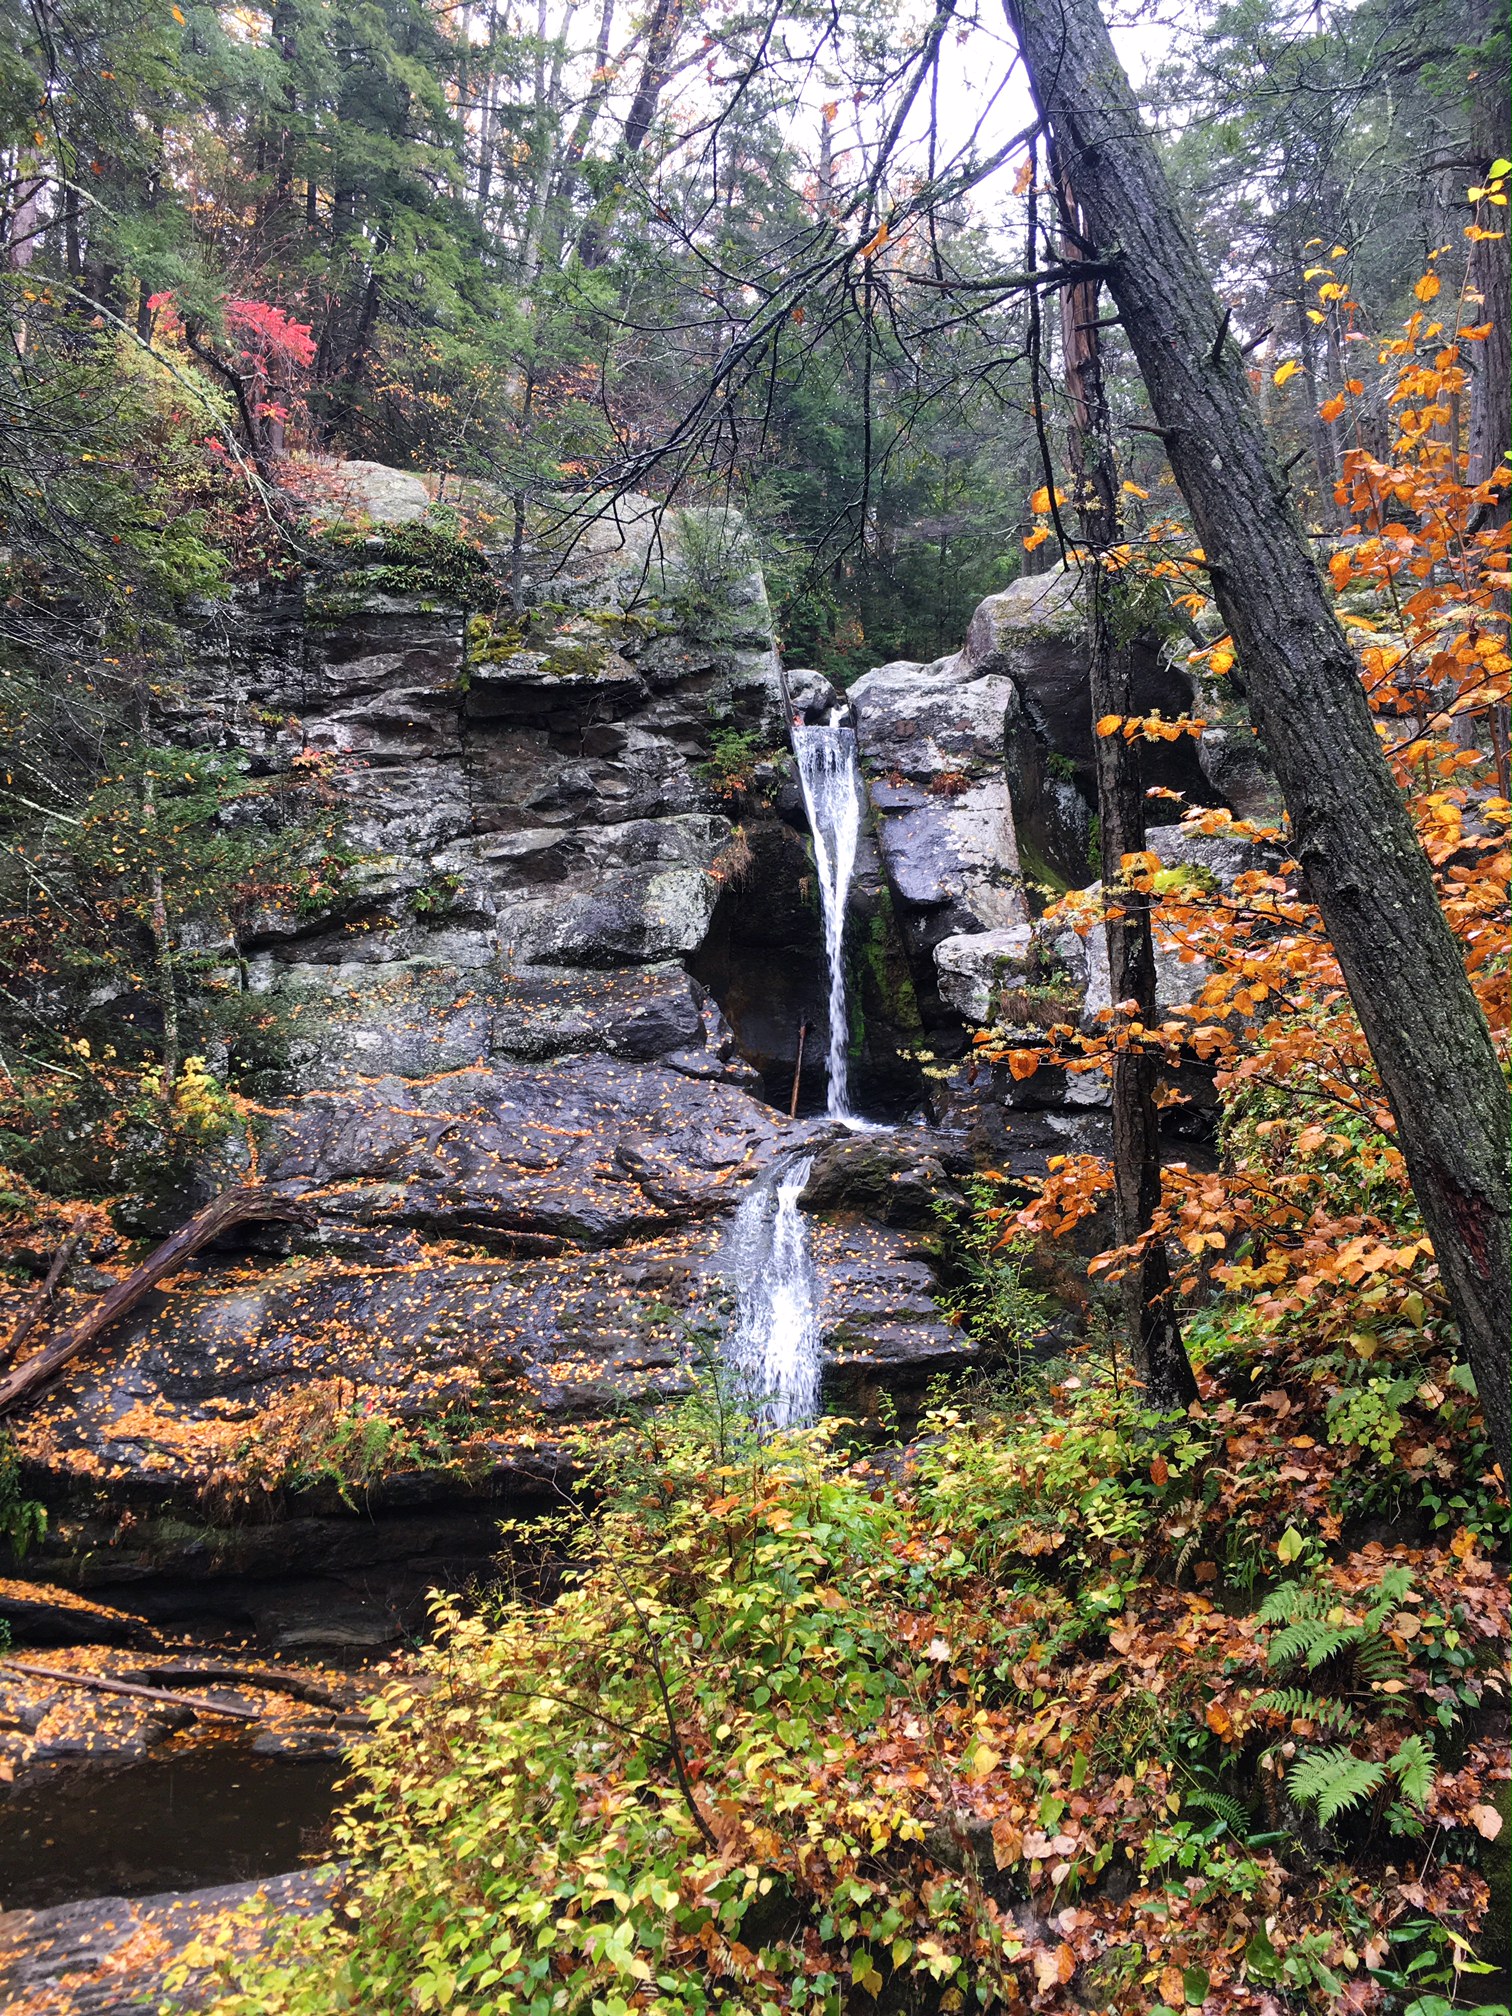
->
1053, 173, 1196, 1410
1003, 0, 1511, 1474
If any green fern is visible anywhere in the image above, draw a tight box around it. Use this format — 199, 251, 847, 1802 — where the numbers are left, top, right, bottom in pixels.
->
1267, 1619, 1354, 1668
1287, 1746, 1386, 1826
1184, 1788, 1251, 1835
1386, 1734, 1435, 1810
1353, 1634, 1407, 1688
1252, 1687, 1363, 1736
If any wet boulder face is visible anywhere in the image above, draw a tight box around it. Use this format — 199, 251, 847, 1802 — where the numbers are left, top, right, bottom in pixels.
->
848, 653, 1028, 984
963, 569, 1215, 888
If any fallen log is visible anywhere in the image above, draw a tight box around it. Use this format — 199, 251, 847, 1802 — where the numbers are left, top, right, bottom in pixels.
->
0, 1657, 261, 1721
0, 1232, 82, 1371
0, 1184, 312, 1416
127, 1663, 354, 1713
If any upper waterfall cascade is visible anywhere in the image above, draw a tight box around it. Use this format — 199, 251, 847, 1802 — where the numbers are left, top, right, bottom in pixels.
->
792, 717, 863, 1120
725, 1154, 820, 1429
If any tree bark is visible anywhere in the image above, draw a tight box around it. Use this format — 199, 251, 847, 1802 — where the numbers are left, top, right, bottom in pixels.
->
1004, 0, 1511, 1475
1464, 0, 1509, 789
1465, 0, 1510, 522
0, 1186, 311, 1415
1054, 174, 1196, 1410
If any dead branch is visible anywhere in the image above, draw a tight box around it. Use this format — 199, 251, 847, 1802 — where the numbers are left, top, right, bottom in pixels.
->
0, 1657, 261, 1721
0, 1185, 312, 1416
0, 1232, 82, 1370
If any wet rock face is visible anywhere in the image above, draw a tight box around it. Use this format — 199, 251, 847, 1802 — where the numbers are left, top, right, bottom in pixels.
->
963, 570, 1216, 888
12, 484, 972, 1643
0, 1869, 338, 2016
849, 654, 1028, 981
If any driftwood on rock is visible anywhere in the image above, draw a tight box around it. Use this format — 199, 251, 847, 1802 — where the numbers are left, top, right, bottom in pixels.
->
0, 1657, 261, 1721
0, 1185, 312, 1417
0, 1233, 82, 1371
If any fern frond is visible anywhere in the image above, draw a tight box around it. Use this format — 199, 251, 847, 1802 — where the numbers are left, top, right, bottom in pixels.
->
1184, 1788, 1250, 1834
1353, 1635, 1407, 1687
1287, 1746, 1386, 1826
1387, 1734, 1435, 1811
1252, 1688, 1363, 1736
1267, 1618, 1351, 1669
1258, 1581, 1328, 1628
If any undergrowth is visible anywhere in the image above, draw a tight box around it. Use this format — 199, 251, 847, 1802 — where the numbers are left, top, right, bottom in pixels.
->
180, 1332, 1508, 2016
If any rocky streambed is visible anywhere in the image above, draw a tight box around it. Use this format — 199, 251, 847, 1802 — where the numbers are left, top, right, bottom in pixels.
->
0, 471, 1270, 2010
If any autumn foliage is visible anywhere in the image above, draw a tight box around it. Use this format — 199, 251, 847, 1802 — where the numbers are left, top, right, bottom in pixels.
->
986, 258, 1509, 1411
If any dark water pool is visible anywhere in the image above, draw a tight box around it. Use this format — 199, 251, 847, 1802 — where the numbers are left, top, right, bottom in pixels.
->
0, 1748, 343, 1911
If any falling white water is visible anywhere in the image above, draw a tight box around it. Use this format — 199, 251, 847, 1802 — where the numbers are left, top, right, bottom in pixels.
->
792, 715, 863, 1119
725, 1155, 820, 1430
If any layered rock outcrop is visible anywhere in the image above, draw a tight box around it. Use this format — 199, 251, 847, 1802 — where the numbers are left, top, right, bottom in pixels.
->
9, 482, 961, 1647
8, 499, 1272, 1647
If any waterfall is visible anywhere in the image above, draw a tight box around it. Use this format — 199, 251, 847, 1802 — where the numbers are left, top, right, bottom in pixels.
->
725, 1155, 820, 1429
792, 717, 862, 1120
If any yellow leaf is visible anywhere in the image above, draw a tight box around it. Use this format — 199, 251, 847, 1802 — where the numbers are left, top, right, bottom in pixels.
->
1414, 273, 1441, 301
1121, 480, 1149, 498
1273, 359, 1301, 386
1303, 266, 1333, 280
1329, 244, 1350, 258
968, 1743, 1001, 1781
1013, 156, 1034, 196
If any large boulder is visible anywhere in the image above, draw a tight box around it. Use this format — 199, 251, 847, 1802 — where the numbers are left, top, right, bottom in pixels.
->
961, 569, 1215, 887
848, 655, 1028, 980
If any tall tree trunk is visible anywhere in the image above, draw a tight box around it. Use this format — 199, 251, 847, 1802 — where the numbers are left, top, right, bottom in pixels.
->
1466, 0, 1510, 523
577, 0, 683, 267
1004, 0, 1511, 1475
139, 763, 179, 1099
1465, 0, 1510, 788
1055, 172, 1197, 1410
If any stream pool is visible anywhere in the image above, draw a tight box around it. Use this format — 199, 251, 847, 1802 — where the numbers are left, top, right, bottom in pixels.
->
0, 1746, 343, 1911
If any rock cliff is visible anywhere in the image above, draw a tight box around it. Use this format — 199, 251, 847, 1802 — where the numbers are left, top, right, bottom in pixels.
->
8, 484, 959, 1647
8, 484, 1266, 1648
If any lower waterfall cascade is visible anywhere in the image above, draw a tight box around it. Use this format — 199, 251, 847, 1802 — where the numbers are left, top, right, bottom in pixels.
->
724, 1154, 820, 1429
791, 716, 864, 1121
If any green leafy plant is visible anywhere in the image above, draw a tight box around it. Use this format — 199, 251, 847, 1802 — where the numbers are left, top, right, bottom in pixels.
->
0, 1430, 45, 1559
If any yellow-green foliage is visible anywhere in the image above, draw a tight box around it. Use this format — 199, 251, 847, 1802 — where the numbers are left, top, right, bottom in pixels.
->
184, 1363, 1507, 2016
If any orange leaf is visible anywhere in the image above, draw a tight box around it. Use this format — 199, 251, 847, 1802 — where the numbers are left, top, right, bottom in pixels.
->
1007, 1049, 1040, 1081
1320, 394, 1346, 422
1150, 1455, 1169, 1486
